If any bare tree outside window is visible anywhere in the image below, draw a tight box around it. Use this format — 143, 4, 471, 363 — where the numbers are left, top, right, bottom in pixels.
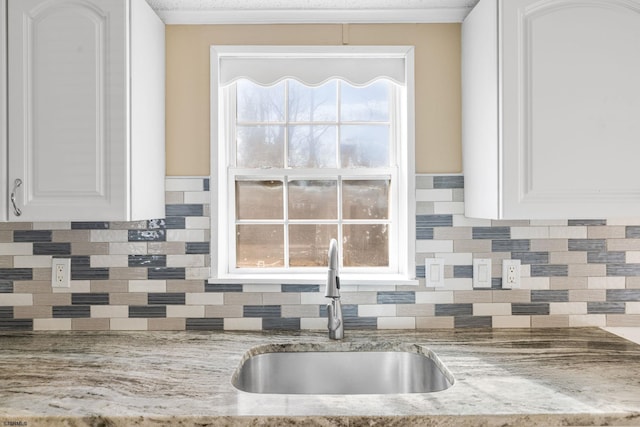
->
232, 78, 394, 270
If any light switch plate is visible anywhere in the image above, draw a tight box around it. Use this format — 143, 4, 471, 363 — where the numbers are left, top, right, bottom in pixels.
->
473, 258, 492, 288
425, 258, 445, 288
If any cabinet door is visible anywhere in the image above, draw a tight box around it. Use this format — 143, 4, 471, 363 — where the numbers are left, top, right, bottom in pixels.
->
502, 0, 640, 218
8, 0, 128, 221
0, 1, 7, 221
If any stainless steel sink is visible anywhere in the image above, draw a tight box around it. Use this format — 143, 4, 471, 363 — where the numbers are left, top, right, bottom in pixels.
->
231, 344, 454, 395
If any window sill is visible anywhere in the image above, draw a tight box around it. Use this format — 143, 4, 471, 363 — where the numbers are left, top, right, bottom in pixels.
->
208, 274, 419, 287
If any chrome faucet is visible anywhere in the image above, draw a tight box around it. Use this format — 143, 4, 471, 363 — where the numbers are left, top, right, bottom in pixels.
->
325, 238, 343, 340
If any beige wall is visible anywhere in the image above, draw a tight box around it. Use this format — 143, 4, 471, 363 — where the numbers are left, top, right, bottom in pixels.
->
166, 24, 461, 176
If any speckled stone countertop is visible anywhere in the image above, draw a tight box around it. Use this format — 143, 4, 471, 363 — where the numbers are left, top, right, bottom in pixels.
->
1, 328, 640, 426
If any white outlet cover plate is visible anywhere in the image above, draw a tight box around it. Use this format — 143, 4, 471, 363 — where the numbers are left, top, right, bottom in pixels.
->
502, 259, 521, 289
51, 258, 71, 288
473, 258, 492, 288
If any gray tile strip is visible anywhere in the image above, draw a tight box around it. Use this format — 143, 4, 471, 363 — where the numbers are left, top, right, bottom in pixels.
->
512, 303, 550, 315
472, 227, 510, 240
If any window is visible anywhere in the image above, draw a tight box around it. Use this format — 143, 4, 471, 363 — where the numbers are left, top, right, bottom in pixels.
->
211, 46, 416, 284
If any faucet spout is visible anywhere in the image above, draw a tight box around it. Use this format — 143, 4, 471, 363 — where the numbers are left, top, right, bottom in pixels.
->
326, 238, 343, 340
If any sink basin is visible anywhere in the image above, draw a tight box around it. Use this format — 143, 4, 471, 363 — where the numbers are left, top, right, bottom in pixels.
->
231, 343, 454, 395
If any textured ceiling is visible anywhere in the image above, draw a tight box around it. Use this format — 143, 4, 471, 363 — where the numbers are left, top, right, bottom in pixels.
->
146, 0, 480, 23
147, 0, 479, 10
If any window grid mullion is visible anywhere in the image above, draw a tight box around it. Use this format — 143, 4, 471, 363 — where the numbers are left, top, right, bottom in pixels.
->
283, 175, 290, 268
283, 81, 290, 267
336, 81, 343, 268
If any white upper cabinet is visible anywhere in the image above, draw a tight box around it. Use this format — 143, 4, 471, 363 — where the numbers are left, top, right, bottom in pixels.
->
462, 0, 640, 219
6, 0, 165, 222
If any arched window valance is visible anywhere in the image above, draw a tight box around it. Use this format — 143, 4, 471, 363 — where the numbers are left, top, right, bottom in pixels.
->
213, 46, 411, 87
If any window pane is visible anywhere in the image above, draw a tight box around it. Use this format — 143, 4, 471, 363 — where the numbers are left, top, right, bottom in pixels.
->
343, 224, 388, 267
342, 180, 390, 220
340, 81, 390, 122
340, 125, 389, 168
237, 225, 284, 268
237, 126, 284, 168
288, 80, 337, 122
289, 180, 337, 219
289, 225, 337, 267
236, 181, 283, 220
288, 125, 337, 168
237, 80, 284, 123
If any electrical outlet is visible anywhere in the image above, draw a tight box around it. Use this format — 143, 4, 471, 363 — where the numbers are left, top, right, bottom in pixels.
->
51, 258, 71, 288
502, 259, 521, 289
473, 259, 492, 288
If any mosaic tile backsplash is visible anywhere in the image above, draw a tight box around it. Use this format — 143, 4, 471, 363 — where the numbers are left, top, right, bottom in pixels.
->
0, 175, 639, 331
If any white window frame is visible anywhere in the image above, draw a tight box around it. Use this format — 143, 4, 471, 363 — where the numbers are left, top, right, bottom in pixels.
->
209, 46, 417, 286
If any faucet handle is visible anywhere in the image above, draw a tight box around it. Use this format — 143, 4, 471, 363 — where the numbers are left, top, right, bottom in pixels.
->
327, 301, 341, 331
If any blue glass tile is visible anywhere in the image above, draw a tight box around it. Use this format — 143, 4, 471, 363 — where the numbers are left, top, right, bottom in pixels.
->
492, 278, 503, 289
627, 226, 640, 238
0, 281, 14, 293
186, 242, 210, 254
165, 204, 204, 217
343, 317, 377, 329
34, 243, 71, 256
282, 284, 319, 293
433, 176, 464, 189
416, 227, 434, 240
512, 303, 550, 315
587, 302, 625, 314
148, 293, 186, 305
203, 178, 210, 191
71, 222, 109, 230
435, 304, 473, 316
164, 217, 186, 230
0, 320, 32, 330
205, 283, 243, 292
606, 289, 640, 301
128, 255, 167, 267
416, 215, 453, 227
0, 307, 13, 318
53, 306, 90, 318
569, 239, 606, 252
14, 230, 51, 242
455, 316, 491, 328
472, 227, 510, 240
416, 265, 425, 279
243, 305, 281, 318
186, 318, 223, 330
377, 291, 415, 304
71, 293, 109, 305
129, 306, 166, 318
148, 268, 186, 280
530, 265, 568, 277
607, 264, 640, 276
0, 269, 33, 280
588, 252, 625, 264
453, 265, 473, 278
263, 318, 301, 330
